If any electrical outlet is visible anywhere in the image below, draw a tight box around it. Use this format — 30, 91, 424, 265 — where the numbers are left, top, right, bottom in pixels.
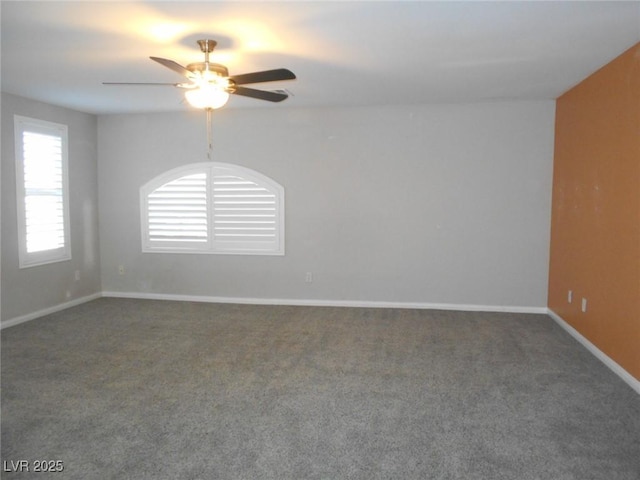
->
568, 290, 572, 303
118, 265, 125, 275
581, 298, 587, 313
305, 272, 313, 283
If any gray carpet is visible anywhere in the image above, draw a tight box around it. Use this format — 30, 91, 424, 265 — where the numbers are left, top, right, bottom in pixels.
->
1, 298, 639, 479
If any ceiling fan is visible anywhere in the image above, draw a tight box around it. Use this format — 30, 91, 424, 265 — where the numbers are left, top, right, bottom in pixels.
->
104, 39, 296, 110
105, 39, 296, 158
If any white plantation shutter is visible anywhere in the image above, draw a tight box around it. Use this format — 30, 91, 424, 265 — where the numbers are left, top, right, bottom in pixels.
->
212, 166, 281, 253
147, 172, 209, 248
23, 132, 65, 252
141, 162, 284, 255
15, 116, 71, 268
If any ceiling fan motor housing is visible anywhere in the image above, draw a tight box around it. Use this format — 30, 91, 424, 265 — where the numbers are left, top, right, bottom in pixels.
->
186, 62, 229, 77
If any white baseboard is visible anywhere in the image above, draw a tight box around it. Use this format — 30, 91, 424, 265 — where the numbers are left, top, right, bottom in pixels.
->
1, 292, 102, 330
0, 290, 548, 329
101, 291, 548, 314
548, 309, 640, 395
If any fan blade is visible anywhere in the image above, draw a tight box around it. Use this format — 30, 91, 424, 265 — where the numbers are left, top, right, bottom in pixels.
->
229, 68, 296, 85
150, 57, 192, 78
231, 86, 289, 102
103, 82, 181, 86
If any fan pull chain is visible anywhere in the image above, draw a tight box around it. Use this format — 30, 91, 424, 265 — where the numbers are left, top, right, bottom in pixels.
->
206, 108, 213, 160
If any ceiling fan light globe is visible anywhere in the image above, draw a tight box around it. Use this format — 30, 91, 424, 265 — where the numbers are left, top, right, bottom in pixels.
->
185, 85, 229, 109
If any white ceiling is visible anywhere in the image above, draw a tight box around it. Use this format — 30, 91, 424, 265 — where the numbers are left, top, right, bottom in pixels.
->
2, 1, 639, 115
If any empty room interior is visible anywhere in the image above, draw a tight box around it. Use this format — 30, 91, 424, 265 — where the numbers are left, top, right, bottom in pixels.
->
1, 1, 639, 479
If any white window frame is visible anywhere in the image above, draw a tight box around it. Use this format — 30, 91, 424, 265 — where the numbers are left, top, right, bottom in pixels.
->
141, 162, 285, 255
14, 115, 71, 268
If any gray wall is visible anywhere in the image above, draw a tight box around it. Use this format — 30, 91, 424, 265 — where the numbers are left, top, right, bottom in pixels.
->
98, 101, 555, 309
1, 93, 101, 321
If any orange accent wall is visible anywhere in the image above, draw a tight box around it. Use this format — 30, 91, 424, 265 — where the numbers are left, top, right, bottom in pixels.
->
548, 43, 640, 381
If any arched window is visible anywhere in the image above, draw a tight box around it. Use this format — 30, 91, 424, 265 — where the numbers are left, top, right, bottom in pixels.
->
140, 162, 284, 255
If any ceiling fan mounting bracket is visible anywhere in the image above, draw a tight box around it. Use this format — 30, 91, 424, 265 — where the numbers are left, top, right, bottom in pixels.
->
197, 39, 217, 53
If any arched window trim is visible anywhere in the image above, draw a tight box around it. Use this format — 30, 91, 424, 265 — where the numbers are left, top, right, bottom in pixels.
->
140, 162, 285, 255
